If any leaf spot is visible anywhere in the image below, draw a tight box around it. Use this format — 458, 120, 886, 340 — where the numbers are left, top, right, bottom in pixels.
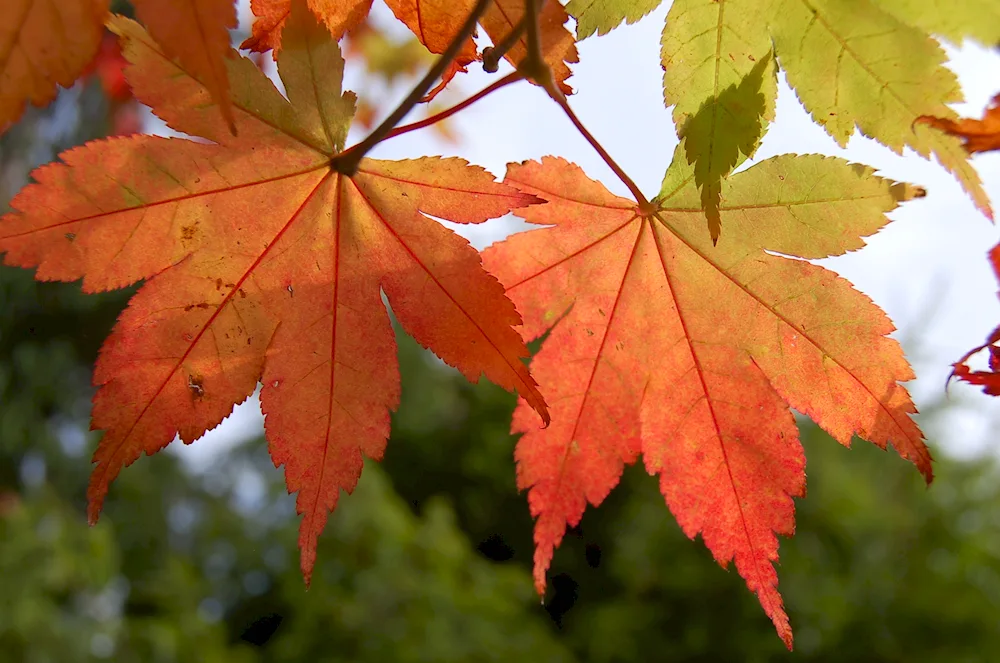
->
187, 374, 204, 398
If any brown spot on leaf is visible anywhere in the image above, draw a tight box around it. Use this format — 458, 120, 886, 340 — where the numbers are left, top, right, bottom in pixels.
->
187, 374, 204, 398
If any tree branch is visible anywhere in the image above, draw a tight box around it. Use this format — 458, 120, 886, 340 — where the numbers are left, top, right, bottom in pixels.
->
332, 0, 493, 175
483, 17, 526, 73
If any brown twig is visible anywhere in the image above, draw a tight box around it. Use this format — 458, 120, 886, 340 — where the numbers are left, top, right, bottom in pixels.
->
524, 0, 543, 63
483, 16, 527, 73
333, 0, 493, 175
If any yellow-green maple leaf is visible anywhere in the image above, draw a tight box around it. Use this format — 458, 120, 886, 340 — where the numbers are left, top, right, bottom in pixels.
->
768, 0, 991, 218
871, 0, 1000, 46
661, 0, 777, 242
567, 0, 663, 38
568, 0, 993, 224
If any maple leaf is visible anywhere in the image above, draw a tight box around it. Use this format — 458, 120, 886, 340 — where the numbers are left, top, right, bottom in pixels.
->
242, 0, 474, 98
0, 0, 109, 134
917, 93, 1000, 154
479, 0, 578, 95
570, 0, 778, 243
0, 5, 547, 581
384, 0, 479, 101
132, 0, 238, 133
568, 0, 993, 227
953, 244, 1000, 395
482, 149, 931, 648
568, 0, 663, 38
244, 0, 578, 96
242, 0, 374, 53
767, 0, 991, 219
0, 0, 237, 134
871, 0, 1000, 46
661, 0, 776, 243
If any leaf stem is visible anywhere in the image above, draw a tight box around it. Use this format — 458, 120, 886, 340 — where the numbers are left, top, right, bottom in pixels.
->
333, 0, 493, 175
524, 0, 542, 62
385, 72, 525, 141
516, 0, 647, 207
548, 88, 651, 207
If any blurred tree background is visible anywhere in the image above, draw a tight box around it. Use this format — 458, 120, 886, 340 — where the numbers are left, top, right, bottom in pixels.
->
3, 7, 1000, 661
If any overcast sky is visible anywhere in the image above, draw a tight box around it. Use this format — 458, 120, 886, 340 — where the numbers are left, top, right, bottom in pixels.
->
176, 1, 1000, 467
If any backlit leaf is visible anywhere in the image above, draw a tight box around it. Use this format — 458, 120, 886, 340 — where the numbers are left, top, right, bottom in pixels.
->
871, 0, 1000, 46
767, 0, 992, 219
917, 93, 1000, 154
0, 0, 109, 133
661, 0, 776, 242
133, 0, 238, 133
0, 6, 547, 581
483, 150, 930, 648
242, 0, 374, 53
567, 0, 663, 39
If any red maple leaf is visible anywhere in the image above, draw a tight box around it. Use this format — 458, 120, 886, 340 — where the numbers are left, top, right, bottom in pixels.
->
483, 150, 932, 647
0, 6, 546, 580
952, 244, 1000, 395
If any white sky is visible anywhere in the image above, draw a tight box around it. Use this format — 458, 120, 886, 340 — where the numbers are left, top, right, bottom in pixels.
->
175, 1, 1000, 468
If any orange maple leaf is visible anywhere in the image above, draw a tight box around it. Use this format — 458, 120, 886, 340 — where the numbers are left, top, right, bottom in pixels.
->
481, 0, 578, 95
132, 0, 239, 133
242, 0, 373, 52
482, 151, 931, 648
0, 0, 110, 133
0, 0, 237, 134
0, 7, 547, 581
243, 0, 577, 96
384, 0, 479, 101
917, 92, 1000, 154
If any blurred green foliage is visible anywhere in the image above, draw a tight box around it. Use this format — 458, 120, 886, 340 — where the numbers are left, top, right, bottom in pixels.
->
3, 57, 1000, 663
